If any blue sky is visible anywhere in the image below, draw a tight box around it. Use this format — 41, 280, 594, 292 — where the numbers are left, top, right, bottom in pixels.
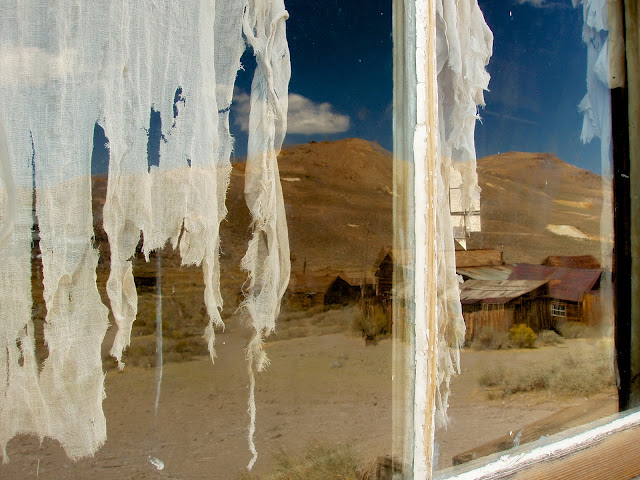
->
92, 0, 602, 174
230, 0, 393, 155
475, 0, 601, 173
230, 0, 601, 173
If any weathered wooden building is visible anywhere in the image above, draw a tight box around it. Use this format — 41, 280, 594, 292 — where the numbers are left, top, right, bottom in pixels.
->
374, 249, 395, 298
285, 275, 334, 309
285, 273, 374, 309
460, 279, 551, 339
324, 275, 361, 305
509, 264, 603, 324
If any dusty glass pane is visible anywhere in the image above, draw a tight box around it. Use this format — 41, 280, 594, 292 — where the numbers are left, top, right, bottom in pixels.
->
0, 2, 407, 479
435, 0, 617, 472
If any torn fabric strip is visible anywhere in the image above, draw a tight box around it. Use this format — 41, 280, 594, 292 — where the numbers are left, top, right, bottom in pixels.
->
0, 2, 110, 460
572, 0, 617, 329
434, 0, 492, 428
241, 0, 291, 469
0, 0, 291, 465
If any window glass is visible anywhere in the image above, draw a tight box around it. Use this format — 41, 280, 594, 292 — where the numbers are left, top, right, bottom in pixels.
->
0, 0, 624, 478
0, 1, 403, 479
435, 0, 617, 472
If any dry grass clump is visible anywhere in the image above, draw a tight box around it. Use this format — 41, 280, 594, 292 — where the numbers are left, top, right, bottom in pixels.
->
536, 329, 564, 346
549, 339, 615, 397
556, 320, 589, 339
237, 445, 374, 480
471, 327, 512, 350
509, 324, 537, 349
478, 339, 615, 399
353, 302, 390, 341
271, 305, 360, 341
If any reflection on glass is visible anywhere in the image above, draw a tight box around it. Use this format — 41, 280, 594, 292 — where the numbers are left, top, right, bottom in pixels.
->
435, 0, 616, 472
2, 1, 399, 480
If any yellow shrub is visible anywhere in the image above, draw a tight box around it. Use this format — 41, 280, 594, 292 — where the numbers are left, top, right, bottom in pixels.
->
509, 323, 537, 349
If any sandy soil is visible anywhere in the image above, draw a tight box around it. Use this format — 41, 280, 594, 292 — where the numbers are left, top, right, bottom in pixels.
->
1, 322, 614, 480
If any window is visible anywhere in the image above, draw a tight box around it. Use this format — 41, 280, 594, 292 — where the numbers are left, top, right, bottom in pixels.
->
1, 1, 638, 479
552, 303, 567, 318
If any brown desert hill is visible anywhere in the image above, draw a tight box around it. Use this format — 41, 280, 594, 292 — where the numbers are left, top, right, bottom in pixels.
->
90, 145, 608, 313
84, 145, 609, 367
223, 138, 394, 281
467, 151, 609, 265
86, 139, 393, 366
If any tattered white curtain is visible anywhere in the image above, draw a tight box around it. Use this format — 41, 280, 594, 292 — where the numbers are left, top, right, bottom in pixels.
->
0, 0, 290, 464
412, 0, 491, 475
433, 0, 492, 427
573, 0, 624, 319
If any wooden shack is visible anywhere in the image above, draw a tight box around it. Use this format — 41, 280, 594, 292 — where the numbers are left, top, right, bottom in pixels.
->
460, 279, 551, 339
285, 273, 373, 309
324, 275, 361, 305
509, 264, 603, 324
285, 275, 333, 309
374, 250, 394, 298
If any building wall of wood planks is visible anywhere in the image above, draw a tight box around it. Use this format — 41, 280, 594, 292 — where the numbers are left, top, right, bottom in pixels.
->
463, 297, 552, 340
582, 291, 603, 327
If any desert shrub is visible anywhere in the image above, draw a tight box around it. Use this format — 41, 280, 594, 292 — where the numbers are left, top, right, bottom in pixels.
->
536, 329, 564, 346
270, 305, 360, 341
509, 324, 537, 349
353, 302, 390, 340
237, 444, 374, 480
478, 364, 506, 387
550, 338, 615, 397
556, 320, 588, 339
478, 339, 615, 399
471, 327, 511, 350
479, 363, 551, 397
502, 364, 551, 394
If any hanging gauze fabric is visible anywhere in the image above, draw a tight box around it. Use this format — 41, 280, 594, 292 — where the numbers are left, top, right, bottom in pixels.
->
0, 0, 291, 466
434, 0, 492, 428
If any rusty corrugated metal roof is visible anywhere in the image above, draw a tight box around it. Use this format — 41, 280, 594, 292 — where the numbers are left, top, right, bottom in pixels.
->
456, 265, 514, 281
459, 279, 548, 305
509, 264, 602, 303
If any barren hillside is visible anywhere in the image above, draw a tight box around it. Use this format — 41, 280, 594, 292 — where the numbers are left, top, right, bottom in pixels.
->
90, 144, 608, 317
468, 151, 608, 264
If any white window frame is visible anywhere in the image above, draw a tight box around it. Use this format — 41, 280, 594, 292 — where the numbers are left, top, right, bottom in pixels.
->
395, 0, 640, 478
551, 302, 567, 318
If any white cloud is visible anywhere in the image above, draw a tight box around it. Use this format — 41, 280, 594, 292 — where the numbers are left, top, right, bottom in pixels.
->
286, 94, 350, 134
232, 91, 350, 135
232, 90, 252, 131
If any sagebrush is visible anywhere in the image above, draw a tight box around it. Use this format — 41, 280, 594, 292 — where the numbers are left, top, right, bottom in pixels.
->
509, 324, 537, 349
237, 445, 374, 480
478, 338, 615, 398
471, 327, 511, 350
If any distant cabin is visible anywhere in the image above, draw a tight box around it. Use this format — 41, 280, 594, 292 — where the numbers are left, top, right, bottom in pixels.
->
375, 251, 394, 298
509, 264, 603, 325
324, 275, 361, 305
285, 273, 372, 309
460, 279, 551, 340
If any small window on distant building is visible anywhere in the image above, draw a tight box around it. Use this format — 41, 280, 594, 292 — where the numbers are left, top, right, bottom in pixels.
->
552, 303, 567, 318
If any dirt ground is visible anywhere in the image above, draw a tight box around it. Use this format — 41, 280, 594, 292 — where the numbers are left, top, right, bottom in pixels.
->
1, 317, 615, 480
